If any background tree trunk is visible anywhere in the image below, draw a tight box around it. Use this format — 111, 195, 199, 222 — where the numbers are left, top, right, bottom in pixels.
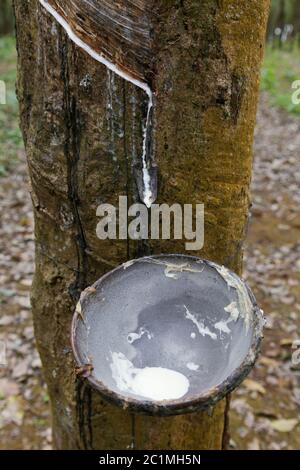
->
267, 0, 280, 39
14, 0, 270, 450
292, 0, 300, 40
0, 0, 14, 36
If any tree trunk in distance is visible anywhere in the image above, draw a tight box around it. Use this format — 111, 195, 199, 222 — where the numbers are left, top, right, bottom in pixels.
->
292, 0, 300, 39
0, 0, 14, 36
14, 0, 270, 450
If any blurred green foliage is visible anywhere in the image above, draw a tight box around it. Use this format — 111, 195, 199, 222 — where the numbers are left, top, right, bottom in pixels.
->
261, 44, 300, 115
0, 35, 23, 176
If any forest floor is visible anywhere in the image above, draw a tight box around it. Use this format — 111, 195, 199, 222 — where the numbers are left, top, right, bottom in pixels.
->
230, 93, 300, 450
0, 37, 300, 449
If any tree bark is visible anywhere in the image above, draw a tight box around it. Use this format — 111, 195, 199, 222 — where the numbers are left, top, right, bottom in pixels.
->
14, 0, 270, 450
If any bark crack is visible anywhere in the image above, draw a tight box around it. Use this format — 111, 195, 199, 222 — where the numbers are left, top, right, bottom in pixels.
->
59, 36, 89, 301
123, 81, 130, 259
58, 32, 94, 450
76, 380, 94, 449
222, 395, 231, 449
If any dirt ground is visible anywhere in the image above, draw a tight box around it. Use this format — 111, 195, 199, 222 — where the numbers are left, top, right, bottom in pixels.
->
230, 94, 300, 450
0, 93, 299, 450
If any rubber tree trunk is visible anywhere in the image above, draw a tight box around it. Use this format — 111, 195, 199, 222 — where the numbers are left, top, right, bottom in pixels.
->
0, 0, 14, 36
14, 0, 270, 450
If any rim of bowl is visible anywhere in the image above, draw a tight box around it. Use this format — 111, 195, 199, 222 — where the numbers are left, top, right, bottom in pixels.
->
71, 254, 264, 416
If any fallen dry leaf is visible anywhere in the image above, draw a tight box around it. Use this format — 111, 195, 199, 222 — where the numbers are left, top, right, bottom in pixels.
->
243, 379, 266, 395
270, 419, 298, 433
247, 438, 260, 450
0, 379, 20, 399
280, 338, 294, 347
259, 356, 279, 368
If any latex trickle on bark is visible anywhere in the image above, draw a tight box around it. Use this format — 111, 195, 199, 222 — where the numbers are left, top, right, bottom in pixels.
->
39, 0, 156, 207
